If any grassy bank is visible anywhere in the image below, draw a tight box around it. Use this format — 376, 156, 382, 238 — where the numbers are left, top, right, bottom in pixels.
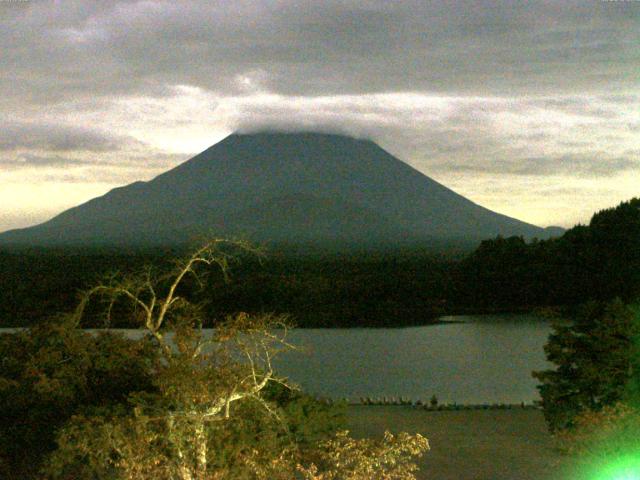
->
346, 405, 567, 480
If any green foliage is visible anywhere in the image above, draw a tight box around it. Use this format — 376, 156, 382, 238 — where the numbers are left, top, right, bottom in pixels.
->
9, 241, 346, 480
456, 197, 640, 310
455, 235, 537, 309
0, 247, 172, 327
555, 403, 640, 479
556, 403, 640, 456
262, 382, 346, 448
298, 430, 430, 480
3, 197, 638, 328
203, 251, 449, 327
621, 303, 640, 409
0, 318, 158, 479
1, 239, 429, 479
533, 299, 638, 432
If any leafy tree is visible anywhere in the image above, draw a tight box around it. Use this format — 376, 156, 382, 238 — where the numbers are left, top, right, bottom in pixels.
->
553, 403, 640, 478
0, 319, 158, 479
39, 240, 304, 479
555, 402, 640, 457
298, 430, 429, 480
2, 239, 429, 480
547, 306, 640, 475
533, 299, 638, 432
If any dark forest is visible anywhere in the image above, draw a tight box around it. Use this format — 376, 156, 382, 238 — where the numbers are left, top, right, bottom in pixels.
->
1, 198, 638, 328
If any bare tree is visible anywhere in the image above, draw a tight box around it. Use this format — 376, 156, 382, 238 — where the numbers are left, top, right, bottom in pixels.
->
60, 239, 296, 480
45, 239, 430, 480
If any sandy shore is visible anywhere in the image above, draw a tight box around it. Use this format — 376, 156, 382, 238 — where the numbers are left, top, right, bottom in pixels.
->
346, 406, 568, 480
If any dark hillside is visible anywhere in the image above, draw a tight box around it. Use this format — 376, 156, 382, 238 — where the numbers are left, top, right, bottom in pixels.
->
454, 198, 640, 310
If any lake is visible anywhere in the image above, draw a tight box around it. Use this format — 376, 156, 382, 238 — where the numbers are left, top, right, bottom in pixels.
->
0, 314, 554, 404
272, 314, 554, 404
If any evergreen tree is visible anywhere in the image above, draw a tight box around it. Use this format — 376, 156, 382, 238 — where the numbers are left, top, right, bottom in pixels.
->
533, 299, 638, 432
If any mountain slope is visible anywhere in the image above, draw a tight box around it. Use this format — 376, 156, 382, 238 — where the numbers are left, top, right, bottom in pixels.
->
0, 132, 553, 247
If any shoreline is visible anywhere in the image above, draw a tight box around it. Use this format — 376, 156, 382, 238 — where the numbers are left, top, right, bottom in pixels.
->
346, 405, 564, 480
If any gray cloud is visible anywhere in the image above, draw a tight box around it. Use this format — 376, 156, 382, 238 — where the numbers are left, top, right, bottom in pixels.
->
16, 153, 88, 167
0, 1, 638, 231
206, 90, 640, 180
437, 154, 639, 178
1, 149, 186, 172
0, 0, 638, 107
0, 121, 137, 152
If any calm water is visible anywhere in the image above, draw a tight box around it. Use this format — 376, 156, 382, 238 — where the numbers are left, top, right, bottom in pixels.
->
272, 314, 553, 404
1, 314, 553, 404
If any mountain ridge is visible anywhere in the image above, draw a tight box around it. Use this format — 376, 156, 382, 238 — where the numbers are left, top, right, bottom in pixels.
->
0, 132, 560, 248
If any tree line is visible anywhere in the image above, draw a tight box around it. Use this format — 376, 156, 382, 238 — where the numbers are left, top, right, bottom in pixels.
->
1, 198, 638, 328
457, 197, 640, 310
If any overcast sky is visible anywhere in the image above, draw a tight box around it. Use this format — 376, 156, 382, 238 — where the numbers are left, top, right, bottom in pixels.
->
1, 0, 639, 232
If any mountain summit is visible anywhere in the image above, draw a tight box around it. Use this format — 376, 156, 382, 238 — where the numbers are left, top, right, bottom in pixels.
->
0, 132, 554, 248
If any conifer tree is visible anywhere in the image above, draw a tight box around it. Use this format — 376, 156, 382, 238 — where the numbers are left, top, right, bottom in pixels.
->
533, 299, 638, 432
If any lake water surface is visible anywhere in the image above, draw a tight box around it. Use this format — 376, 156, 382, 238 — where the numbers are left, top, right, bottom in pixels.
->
272, 314, 553, 404
1, 314, 553, 404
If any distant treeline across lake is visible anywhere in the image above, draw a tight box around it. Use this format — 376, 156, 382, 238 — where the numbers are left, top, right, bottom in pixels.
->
0, 198, 638, 328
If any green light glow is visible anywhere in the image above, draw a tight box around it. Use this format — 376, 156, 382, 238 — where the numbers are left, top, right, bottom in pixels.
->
559, 305, 640, 480
587, 455, 640, 480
